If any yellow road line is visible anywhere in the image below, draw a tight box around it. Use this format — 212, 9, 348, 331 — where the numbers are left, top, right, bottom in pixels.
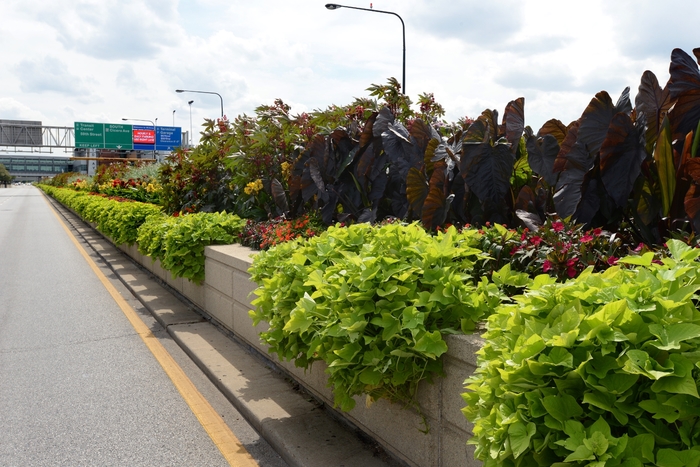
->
45, 198, 258, 467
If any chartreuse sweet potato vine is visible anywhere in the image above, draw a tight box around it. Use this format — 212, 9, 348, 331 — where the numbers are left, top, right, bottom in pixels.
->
249, 222, 522, 417
463, 239, 700, 467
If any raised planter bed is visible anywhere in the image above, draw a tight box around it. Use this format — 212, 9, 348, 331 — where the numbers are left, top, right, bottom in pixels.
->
118, 241, 482, 467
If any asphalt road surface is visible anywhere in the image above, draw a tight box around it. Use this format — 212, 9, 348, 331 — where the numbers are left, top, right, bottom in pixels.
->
0, 186, 288, 467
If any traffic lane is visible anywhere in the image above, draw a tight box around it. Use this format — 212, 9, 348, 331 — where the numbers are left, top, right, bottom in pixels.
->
0, 186, 232, 466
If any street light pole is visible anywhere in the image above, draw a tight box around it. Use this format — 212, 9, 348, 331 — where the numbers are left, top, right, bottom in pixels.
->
122, 118, 156, 160
172, 110, 176, 126
188, 100, 194, 147
325, 3, 406, 94
175, 89, 224, 118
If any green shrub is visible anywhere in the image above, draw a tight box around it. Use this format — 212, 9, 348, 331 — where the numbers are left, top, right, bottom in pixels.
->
249, 222, 519, 414
463, 240, 700, 466
40, 186, 161, 245
137, 212, 245, 283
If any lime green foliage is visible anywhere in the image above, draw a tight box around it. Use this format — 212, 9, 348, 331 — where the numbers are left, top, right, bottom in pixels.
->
137, 212, 245, 283
249, 222, 516, 414
39, 185, 161, 245
463, 239, 700, 466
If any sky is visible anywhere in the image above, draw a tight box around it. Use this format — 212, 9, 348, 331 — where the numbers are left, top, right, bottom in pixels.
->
1, 0, 698, 146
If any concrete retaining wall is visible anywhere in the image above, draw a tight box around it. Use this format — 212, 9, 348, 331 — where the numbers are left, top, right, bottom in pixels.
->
117, 241, 482, 467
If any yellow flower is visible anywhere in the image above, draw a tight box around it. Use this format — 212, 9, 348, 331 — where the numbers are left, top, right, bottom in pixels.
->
244, 179, 264, 195
145, 181, 161, 193
281, 162, 291, 180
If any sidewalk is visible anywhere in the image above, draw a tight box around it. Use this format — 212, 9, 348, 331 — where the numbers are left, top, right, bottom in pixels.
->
49, 198, 403, 467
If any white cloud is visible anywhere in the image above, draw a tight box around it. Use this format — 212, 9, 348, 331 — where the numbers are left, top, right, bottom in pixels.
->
0, 0, 696, 136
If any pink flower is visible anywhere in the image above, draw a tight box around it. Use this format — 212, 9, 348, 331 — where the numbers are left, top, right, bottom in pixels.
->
593, 228, 602, 236
521, 228, 529, 241
552, 221, 565, 233
543, 260, 553, 272
634, 243, 644, 252
530, 236, 542, 246
581, 234, 594, 243
510, 245, 522, 256
607, 256, 618, 265
567, 266, 577, 278
566, 258, 578, 267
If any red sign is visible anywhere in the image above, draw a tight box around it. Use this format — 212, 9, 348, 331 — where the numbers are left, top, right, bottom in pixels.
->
133, 129, 155, 144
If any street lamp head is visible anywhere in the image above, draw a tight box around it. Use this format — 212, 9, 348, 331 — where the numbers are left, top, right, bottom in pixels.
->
121, 118, 127, 121
188, 100, 194, 105
325, 4, 341, 10
175, 89, 184, 93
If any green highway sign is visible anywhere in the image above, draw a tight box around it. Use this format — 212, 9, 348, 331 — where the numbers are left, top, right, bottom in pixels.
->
75, 122, 104, 148
104, 124, 133, 150
74, 121, 182, 151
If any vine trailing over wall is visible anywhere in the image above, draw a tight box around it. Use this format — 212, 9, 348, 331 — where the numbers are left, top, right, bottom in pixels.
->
463, 240, 700, 466
248, 222, 529, 421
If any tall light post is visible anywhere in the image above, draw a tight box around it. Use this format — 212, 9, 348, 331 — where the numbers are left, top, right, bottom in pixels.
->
188, 100, 194, 147
122, 118, 156, 160
175, 89, 224, 118
325, 3, 406, 94
172, 109, 176, 126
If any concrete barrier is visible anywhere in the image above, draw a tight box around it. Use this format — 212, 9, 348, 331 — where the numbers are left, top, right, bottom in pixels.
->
120, 241, 482, 467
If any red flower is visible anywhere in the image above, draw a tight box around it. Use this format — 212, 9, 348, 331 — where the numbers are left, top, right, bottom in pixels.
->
510, 245, 522, 256
634, 243, 644, 252
543, 260, 553, 272
552, 221, 564, 232
607, 256, 618, 266
567, 266, 577, 278
593, 228, 602, 236
581, 234, 593, 243
530, 236, 542, 246
520, 228, 529, 241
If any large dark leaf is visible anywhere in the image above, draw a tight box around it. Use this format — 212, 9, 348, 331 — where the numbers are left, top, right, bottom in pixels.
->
670, 130, 698, 221
357, 206, 378, 224
461, 140, 515, 204
409, 119, 438, 156
615, 87, 632, 115
422, 161, 453, 230
527, 134, 560, 186
382, 122, 411, 172
307, 158, 328, 202
478, 109, 499, 141
538, 119, 569, 144
290, 134, 325, 203
553, 147, 590, 219
406, 167, 428, 217
668, 48, 700, 142
685, 184, 700, 233
636, 70, 673, 152
577, 91, 618, 158
574, 177, 602, 226
373, 107, 394, 137
515, 208, 543, 231
599, 113, 647, 208
359, 112, 378, 149
270, 178, 288, 215
463, 119, 488, 144
503, 97, 525, 151
320, 190, 339, 225
554, 121, 581, 171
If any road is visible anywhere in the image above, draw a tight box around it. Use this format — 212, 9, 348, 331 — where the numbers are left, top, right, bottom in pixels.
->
0, 186, 288, 467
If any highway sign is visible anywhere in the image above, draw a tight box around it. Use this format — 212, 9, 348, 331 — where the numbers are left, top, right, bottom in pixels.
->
156, 126, 182, 151
104, 124, 133, 150
74, 122, 182, 151
133, 125, 156, 150
75, 122, 104, 148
